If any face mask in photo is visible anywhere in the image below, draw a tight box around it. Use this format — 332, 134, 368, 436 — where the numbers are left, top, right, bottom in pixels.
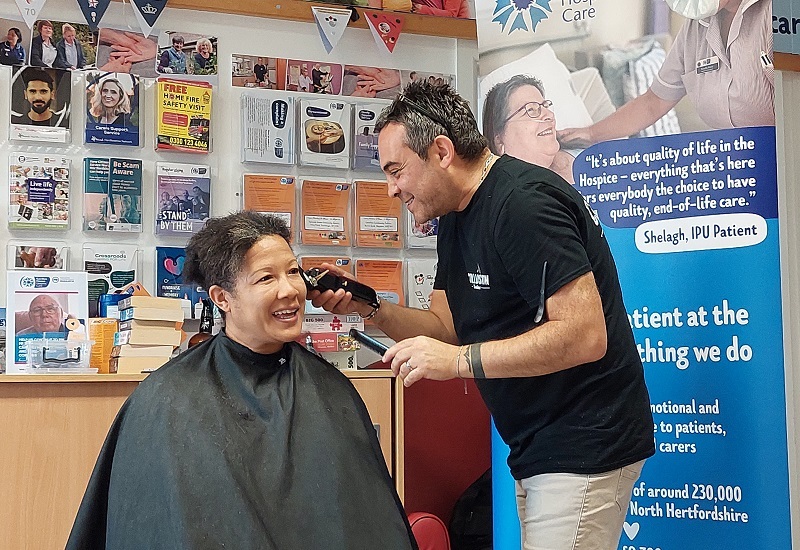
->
664, 0, 721, 19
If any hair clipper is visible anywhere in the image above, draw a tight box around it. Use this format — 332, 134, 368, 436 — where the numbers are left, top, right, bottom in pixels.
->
302, 268, 380, 309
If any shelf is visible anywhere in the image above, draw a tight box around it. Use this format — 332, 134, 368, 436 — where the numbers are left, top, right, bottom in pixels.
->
164, 0, 477, 40
0, 374, 148, 383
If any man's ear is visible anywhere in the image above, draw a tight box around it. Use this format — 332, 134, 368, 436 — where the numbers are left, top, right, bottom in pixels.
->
208, 285, 231, 314
493, 135, 505, 155
431, 135, 455, 169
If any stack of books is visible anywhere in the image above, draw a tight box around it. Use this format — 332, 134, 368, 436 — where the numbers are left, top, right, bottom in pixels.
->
112, 295, 183, 374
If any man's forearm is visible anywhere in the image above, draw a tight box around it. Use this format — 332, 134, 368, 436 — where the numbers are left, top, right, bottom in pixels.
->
469, 318, 606, 379
371, 299, 458, 345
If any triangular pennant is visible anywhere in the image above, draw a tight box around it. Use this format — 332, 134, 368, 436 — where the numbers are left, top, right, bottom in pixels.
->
76, 0, 113, 31
14, 0, 48, 29
312, 6, 351, 54
130, 0, 168, 38
364, 10, 404, 54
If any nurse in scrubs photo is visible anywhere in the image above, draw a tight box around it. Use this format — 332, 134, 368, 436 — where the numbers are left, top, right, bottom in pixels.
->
558, 0, 773, 148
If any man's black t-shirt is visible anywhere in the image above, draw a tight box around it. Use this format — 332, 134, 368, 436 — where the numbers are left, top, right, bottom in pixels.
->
12, 112, 57, 126
434, 155, 654, 479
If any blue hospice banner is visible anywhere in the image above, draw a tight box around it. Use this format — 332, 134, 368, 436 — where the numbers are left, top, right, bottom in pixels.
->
493, 126, 791, 549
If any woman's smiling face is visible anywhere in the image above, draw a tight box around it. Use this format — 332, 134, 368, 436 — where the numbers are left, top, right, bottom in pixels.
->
496, 84, 560, 169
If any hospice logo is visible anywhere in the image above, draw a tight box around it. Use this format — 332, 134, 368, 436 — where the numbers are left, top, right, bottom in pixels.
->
492, 0, 551, 33
493, 0, 597, 34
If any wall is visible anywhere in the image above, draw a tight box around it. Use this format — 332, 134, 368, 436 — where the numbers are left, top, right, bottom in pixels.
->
0, 0, 471, 301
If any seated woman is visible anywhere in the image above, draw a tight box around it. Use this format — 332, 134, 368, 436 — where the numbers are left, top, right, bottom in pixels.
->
482, 74, 575, 184
67, 212, 417, 550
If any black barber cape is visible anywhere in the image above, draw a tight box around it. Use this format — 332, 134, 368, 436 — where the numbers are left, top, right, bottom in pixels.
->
66, 333, 416, 550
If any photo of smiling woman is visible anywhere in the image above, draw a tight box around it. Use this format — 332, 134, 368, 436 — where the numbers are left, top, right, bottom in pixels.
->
84, 71, 140, 146
483, 74, 575, 184
67, 211, 416, 550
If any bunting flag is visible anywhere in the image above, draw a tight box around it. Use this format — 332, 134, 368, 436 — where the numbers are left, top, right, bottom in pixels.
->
364, 10, 404, 54
14, 0, 49, 29
312, 6, 351, 54
130, 0, 168, 38
76, 0, 112, 31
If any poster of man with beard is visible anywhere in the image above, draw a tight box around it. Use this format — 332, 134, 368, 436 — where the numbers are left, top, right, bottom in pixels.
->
10, 66, 71, 142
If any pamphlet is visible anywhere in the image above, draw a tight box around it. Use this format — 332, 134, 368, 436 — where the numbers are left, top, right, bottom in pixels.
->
155, 246, 208, 317
354, 259, 405, 310
299, 98, 351, 168
7, 243, 69, 270
155, 77, 213, 153
8, 153, 70, 230
300, 179, 352, 246
6, 270, 89, 373
299, 256, 353, 274
241, 90, 295, 164
84, 71, 141, 146
354, 180, 402, 248
83, 157, 143, 232
156, 162, 211, 236
405, 208, 438, 249
242, 174, 296, 239
352, 101, 387, 171
406, 258, 438, 310
10, 66, 71, 143
83, 244, 139, 317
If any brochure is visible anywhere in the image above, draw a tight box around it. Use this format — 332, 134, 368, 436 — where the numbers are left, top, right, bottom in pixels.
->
8, 153, 70, 230
405, 208, 439, 249
242, 174, 296, 239
10, 66, 71, 143
155, 77, 212, 153
354, 180, 402, 248
299, 256, 353, 274
353, 101, 387, 171
6, 270, 89, 373
155, 246, 208, 317
83, 157, 143, 232
241, 90, 295, 164
84, 71, 141, 146
300, 179, 352, 246
7, 243, 69, 270
406, 258, 438, 310
299, 98, 351, 168
83, 244, 139, 317
354, 259, 404, 308
156, 162, 211, 236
